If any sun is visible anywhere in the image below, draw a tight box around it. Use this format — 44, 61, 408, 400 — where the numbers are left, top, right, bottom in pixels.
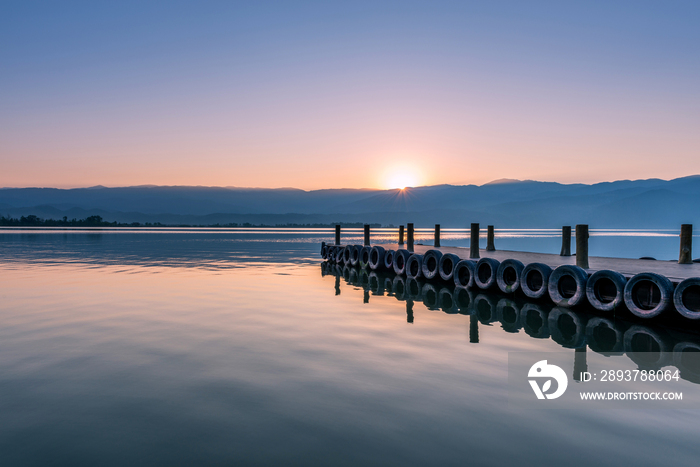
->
386, 171, 419, 190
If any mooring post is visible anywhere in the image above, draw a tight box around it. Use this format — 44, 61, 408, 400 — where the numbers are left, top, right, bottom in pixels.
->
560, 226, 572, 256
469, 314, 479, 343
434, 224, 441, 247
575, 224, 589, 269
335, 224, 341, 246
679, 224, 693, 264
398, 225, 404, 246
470, 223, 480, 259
486, 225, 495, 251
573, 346, 588, 382
364, 224, 370, 246
407, 223, 414, 252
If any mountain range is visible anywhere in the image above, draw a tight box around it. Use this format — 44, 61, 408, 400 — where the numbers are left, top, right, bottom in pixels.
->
1, 176, 699, 228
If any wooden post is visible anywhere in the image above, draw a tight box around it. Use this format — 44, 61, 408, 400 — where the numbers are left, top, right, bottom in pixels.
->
364, 224, 370, 246
486, 225, 495, 251
679, 224, 693, 264
407, 223, 414, 252
576, 224, 589, 269
560, 226, 571, 256
398, 225, 404, 246
335, 224, 341, 246
434, 224, 441, 247
470, 223, 480, 259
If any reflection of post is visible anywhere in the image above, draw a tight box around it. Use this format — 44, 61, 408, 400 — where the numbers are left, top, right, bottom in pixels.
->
573, 346, 588, 381
335, 275, 341, 296
335, 224, 341, 246
363, 289, 369, 304
434, 224, 441, 247
407, 223, 414, 252
469, 314, 479, 343
406, 300, 414, 323
399, 225, 404, 246
470, 223, 480, 259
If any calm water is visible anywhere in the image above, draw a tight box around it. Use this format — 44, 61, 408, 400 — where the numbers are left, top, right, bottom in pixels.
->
1, 229, 699, 466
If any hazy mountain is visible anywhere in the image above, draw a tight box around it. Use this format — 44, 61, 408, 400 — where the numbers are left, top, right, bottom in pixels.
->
1, 176, 699, 228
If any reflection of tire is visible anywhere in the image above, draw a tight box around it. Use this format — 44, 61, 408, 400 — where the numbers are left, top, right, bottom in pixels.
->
453, 286, 473, 314
422, 283, 439, 310
369, 272, 384, 295
421, 249, 443, 280
585, 317, 624, 355
359, 246, 372, 269
496, 259, 524, 294
438, 287, 458, 313
406, 254, 424, 279
393, 250, 411, 276
439, 253, 460, 282
521, 303, 550, 339
623, 273, 673, 318
393, 276, 407, 300
406, 277, 424, 301
520, 263, 552, 300
475, 258, 500, 290
369, 246, 385, 270
497, 298, 521, 333
548, 307, 586, 348
586, 270, 627, 312
673, 278, 700, 320
673, 341, 700, 384
624, 325, 671, 369
548, 265, 588, 307
383, 249, 396, 270
474, 294, 498, 323
453, 260, 476, 288
384, 277, 395, 296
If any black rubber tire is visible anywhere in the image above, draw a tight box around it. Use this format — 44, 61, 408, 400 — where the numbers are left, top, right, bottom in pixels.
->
673, 277, 700, 320
496, 259, 524, 294
497, 298, 521, 333
359, 246, 372, 269
452, 286, 473, 314
321, 242, 327, 259
422, 283, 439, 310
586, 270, 627, 312
421, 249, 443, 280
368, 246, 385, 270
350, 245, 362, 267
439, 253, 460, 282
624, 325, 671, 369
406, 254, 424, 279
474, 293, 498, 324
343, 245, 352, 263
326, 246, 335, 262
520, 263, 552, 300
335, 246, 346, 265
475, 258, 500, 290
585, 317, 624, 355
393, 249, 411, 276
392, 276, 407, 300
548, 265, 588, 307
623, 272, 673, 318
438, 287, 458, 313
453, 260, 476, 288
548, 307, 586, 348
521, 303, 550, 339
406, 277, 424, 301
383, 249, 396, 270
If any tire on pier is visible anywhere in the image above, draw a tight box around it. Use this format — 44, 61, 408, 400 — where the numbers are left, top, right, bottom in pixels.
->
673, 341, 700, 384
326, 246, 335, 262
393, 250, 411, 276
452, 286, 474, 314
497, 298, 521, 333
392, 276, 407, 300
439, 253, 460, 282
406, 254, 424, 279
521, 303, 550, 339
421, 249, 443, 280
673, 278, 700, 320
623, 272, 673, 318
496, 259, 524, 294
321, 242, 328, 259
475, 258, 500, 290
520, 263, 552, 300
368, 246, 385, 270
548, 307, 586, 348
474, 293, 498, 324
585, 317, 624, 355
422, 283, 439, 310
343, 245, 353, 263
383, 249, 396, 270
439, 287, 458, 313
359, 246, 372, 269
453, 260, 477, 288
335, 246, 346, 265
624, 325, 671, 370
586, 270, 627, 312
548, 265, 588, 307
350, 245, 362, 267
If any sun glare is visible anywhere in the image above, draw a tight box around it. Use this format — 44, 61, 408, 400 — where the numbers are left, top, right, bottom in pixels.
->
386, 171, 419, 190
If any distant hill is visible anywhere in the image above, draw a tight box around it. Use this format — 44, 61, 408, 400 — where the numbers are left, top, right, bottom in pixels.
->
1, 176, 699, 228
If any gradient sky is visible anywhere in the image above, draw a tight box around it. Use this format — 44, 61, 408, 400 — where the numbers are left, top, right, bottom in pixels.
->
1, 1, 698, 190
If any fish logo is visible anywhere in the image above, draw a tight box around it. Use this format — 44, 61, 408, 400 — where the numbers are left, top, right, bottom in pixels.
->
528, 360, 568, 400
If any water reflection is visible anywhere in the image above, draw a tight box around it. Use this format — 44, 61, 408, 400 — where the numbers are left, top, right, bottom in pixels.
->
322, 261, 700, 383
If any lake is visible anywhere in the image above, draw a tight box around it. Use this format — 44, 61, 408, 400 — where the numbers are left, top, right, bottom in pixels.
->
1, 228, 699, 466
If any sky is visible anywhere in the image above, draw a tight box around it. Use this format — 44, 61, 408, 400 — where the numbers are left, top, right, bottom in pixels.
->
1, 1, 699, 190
